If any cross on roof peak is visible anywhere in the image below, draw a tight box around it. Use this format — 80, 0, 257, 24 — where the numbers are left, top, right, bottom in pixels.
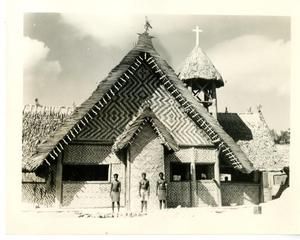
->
192, 25, 203, 47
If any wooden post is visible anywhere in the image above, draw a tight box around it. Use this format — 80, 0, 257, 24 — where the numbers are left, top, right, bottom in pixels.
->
253, 170, 260, 183
261, 171, 272, 203
55, 153, 63, 208
126, 148, 131, 212
214, 150, 222, 206
211, 81, 218, 119
191, 147, 197, 207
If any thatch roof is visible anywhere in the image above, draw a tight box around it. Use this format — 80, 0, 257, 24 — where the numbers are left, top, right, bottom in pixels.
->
178, 46, 224, 88
218, 110, 289, 171
112, 106, 179, 152
22, 105, 73, 171
23, 32, 254, 174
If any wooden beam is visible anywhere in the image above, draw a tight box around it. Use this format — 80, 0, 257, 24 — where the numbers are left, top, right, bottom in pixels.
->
214, 149, 222, 207
130, 66, 136, 71
191, 147, 197, 207
45, 159, 51, 166
126, 148, 131, 212
159, 75, 166, 80
128, 69, 134, 75
146, 56, 153, 62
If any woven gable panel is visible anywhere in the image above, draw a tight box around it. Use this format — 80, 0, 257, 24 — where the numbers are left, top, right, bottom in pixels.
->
76, 63, 212, 145
64, 144, 121, 165
151, 86, 212, 145
76, 64, 156, 141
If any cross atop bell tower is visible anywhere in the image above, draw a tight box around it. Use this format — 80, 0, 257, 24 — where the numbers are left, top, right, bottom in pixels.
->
179, 26, 224, 118
192, 25, 203, 47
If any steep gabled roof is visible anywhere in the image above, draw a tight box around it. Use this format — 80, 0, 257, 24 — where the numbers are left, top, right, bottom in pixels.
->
179, 46, 224, 87
112, 105, 179, 152
24, 32, 254, 174
218, 111, 289, 171
217, 113, 253, 141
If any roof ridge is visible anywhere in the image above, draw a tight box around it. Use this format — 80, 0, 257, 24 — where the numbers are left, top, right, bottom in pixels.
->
23, 104, 74, 115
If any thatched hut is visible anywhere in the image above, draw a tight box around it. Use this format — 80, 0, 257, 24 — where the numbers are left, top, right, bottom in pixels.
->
22, 29, 288, 210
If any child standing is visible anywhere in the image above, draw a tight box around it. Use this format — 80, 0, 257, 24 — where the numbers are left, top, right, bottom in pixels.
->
156, 172, 167, 209
139, 172, 150, 214
110, 173, 121, 216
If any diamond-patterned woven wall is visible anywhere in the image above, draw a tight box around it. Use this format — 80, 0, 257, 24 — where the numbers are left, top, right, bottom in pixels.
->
221, 183, 260, 206
76, 62, 212, 145
167, 182, 192, 207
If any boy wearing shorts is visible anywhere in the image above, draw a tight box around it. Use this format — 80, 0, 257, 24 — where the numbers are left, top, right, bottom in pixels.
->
110, 173, 121, 216
139, 172, 150, 213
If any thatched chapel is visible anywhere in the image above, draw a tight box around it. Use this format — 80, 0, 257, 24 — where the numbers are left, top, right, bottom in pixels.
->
22, 25, 288, 210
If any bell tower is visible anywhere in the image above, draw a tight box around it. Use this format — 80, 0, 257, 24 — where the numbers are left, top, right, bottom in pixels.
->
179, 26, 224, 118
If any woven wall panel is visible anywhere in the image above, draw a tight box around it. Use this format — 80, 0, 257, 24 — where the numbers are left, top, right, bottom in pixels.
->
61, 163, 125, 208
221, 183, 260, 206
167, 182, 192, 207
165, 148, 194, 163
167, 181, 218, 207
166, 148, 217, 163
22, 183, 55, 207
76, 63, 212, 145
62, 183, 112, 208
64, 144, 121, 164
129, 124, 165, 211
195, 148, 217, 163
196, 181, 218, 206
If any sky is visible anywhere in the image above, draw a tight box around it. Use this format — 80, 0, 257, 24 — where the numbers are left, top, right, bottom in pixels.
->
23, 14, 290, 132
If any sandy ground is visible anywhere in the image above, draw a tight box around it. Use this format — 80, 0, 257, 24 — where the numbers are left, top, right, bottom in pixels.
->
8, 188, 300, 234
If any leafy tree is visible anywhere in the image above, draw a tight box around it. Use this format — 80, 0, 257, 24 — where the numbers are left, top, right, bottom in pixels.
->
271, 128, 290, 144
